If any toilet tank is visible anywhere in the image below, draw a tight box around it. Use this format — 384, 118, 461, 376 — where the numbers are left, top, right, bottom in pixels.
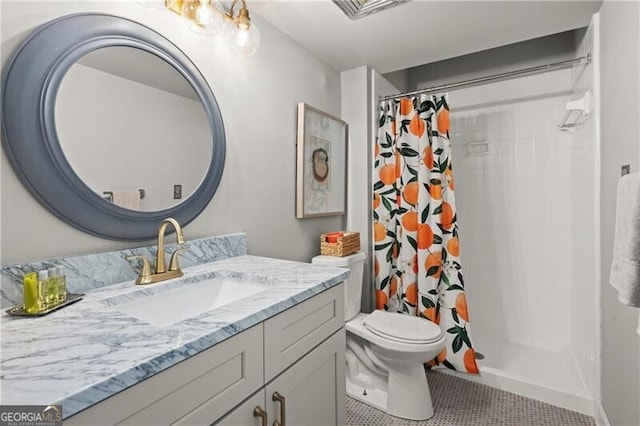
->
311, 251, 366, 321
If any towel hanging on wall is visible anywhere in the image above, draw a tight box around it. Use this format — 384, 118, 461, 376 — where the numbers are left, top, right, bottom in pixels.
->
609, 172, 640, 308
111, 190, 141, 210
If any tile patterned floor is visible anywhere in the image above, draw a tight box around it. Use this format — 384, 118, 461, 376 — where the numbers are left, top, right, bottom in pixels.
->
346, 370, 595, 425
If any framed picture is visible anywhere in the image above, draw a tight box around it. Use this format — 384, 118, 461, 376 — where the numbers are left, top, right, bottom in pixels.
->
296, 103, 348, 218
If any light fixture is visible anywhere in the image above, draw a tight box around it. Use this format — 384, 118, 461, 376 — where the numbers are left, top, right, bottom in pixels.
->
136, 0, 169, 11
165, 0, 260, 56
179, 0, 224, 36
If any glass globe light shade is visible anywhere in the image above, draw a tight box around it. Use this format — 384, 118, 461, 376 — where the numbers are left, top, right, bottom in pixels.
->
181, 0, 224, 36
224, 21, 261, 57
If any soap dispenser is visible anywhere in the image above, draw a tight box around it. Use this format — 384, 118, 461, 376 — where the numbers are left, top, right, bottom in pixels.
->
46, 267, 57, 308
37, 270, 50, 310
23, 272, 40, 314
56, 265, 67, 303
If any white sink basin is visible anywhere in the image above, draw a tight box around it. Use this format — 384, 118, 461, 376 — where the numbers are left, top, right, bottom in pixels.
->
104, 274, 268, 327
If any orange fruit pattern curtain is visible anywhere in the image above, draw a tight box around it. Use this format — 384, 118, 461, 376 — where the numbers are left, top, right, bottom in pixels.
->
373, 95, 479, 374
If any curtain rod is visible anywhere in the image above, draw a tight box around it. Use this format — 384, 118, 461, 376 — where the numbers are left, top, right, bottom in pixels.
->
380, 54, 591, 101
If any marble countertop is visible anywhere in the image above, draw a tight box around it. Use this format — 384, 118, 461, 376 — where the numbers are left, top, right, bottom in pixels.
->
0, 255, 348, 419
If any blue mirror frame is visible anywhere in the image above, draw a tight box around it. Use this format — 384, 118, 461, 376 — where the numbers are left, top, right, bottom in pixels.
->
1, 13, 226, 241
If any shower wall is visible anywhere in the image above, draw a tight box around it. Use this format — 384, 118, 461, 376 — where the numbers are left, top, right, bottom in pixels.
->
447, 64, 596, 416
449, 69, 577, 351
399, 29, 598, 413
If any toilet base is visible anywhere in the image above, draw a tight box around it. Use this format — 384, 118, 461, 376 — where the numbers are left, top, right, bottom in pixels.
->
346, 377, 388, 413
346, 362, 435, 421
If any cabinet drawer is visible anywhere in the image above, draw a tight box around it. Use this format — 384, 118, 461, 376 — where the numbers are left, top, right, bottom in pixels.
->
66, 325, 263, 426
214, 389, 266, 426
264, 284, 344, 382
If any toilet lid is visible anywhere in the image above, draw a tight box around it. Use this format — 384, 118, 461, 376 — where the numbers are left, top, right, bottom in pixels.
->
363, 310, 442, 344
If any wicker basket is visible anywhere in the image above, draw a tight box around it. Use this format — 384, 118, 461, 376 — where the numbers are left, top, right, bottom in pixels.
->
320, 232, 360, 257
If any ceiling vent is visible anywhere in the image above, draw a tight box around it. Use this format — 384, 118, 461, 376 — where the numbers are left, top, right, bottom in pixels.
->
332, 0, 410, 20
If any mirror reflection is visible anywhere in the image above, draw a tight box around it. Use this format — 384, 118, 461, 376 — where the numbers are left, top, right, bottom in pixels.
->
55, 47, 212, 211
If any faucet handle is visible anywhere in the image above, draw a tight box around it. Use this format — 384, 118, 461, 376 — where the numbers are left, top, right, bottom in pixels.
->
168, 248, 190, 272
126, 255, 153, 285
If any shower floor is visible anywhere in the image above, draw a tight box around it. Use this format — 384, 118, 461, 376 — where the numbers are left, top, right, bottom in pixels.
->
439, 339, 593, 415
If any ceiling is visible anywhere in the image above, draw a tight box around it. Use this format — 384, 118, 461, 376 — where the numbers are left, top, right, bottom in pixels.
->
77, 47, 198, 100
250, 0, 602, 73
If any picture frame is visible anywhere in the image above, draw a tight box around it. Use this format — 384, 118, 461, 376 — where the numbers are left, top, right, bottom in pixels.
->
296, 103, 348, 218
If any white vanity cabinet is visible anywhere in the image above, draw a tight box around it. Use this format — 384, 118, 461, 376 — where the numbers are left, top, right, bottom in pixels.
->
216, 329, 345, 426
65, 283, 345, 426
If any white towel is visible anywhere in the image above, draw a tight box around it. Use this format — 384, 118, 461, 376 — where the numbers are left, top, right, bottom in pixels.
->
609, 172, 640, 307
112, 190, 141, 210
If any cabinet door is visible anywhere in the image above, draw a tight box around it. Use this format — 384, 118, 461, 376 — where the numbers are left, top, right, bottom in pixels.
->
169, 326, 264, 426
266, 328, 345, 426
214, 390, 266, 426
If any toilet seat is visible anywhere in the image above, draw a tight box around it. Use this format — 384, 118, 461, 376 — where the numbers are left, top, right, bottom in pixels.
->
363, 310, 442, 344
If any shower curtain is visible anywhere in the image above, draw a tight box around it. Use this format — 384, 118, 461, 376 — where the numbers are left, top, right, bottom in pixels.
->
373, 95, 478, 374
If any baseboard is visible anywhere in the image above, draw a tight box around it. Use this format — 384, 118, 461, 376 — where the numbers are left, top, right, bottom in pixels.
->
439, 367, 594, 416
595, 401, 611, 426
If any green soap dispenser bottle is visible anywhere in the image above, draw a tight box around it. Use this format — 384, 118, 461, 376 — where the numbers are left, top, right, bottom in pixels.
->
23, 272, 39, 314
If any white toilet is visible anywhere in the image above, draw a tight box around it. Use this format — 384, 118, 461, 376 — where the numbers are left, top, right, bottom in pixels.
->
312, 252, 445, 421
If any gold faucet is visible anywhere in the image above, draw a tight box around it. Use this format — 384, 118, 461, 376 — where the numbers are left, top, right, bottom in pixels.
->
126, 217, 189, 285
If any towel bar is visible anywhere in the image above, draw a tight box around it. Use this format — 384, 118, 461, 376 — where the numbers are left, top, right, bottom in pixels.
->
102, 189, 145, 202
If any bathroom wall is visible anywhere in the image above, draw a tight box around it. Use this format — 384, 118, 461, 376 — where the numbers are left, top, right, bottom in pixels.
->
0, 1, 343, 265
340, 66, 399, 313
568, 17, 599, 409
57, 63, 210, 211
381, 69, 408, 93
406, 30, 580, 92
598, 1, 640, 425
341, 66, 372, 311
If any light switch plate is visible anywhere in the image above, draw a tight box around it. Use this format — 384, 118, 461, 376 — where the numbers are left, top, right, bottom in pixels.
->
621, 165, 631, 176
